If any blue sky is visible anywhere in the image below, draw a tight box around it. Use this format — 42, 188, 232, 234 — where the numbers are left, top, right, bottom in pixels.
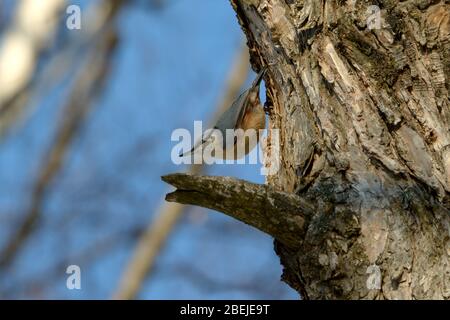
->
0, 0, 297, 299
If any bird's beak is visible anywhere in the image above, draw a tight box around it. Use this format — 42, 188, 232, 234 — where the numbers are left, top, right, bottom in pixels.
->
251, 67, 267, 89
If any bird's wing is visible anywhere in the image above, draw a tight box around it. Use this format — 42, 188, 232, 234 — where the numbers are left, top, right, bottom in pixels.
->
233, 89, 252, 130
234, 68, 266, 129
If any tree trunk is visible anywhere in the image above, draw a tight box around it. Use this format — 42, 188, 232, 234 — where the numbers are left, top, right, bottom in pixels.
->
164, 0, 450, 299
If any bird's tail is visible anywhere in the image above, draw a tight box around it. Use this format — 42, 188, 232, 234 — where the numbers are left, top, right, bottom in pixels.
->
179, 147, 194, 158
179, 130, 214, 157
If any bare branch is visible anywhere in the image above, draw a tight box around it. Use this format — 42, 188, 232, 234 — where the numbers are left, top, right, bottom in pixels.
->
113, 45, 251, 300
162, 173, 316, 248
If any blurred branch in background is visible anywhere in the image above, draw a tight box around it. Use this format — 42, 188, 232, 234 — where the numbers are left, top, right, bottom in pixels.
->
2, 0, 128, 139
113, 45, 251, 300
0, 0, 127, 271
0, 0, 66, 139
2, 225, 144, 298
170, 263, 286, 298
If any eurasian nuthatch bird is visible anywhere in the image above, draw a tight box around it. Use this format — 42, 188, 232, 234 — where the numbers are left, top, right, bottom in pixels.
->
180, 68, 266, 160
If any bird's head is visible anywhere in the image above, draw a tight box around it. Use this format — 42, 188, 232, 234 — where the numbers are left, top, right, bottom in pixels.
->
247, 67, 266, 108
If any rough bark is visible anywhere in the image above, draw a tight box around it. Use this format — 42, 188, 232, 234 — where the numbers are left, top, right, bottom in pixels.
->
163, 173, 316, 247
165, 0, 450, 299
